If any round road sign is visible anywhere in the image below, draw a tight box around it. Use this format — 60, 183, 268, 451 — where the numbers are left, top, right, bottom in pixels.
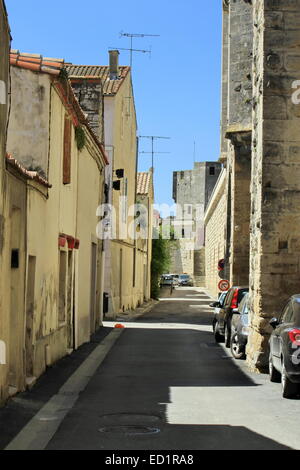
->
218, 280, 230, 292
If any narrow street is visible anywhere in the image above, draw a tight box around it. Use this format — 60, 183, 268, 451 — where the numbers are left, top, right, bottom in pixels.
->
3, 288, 300, 450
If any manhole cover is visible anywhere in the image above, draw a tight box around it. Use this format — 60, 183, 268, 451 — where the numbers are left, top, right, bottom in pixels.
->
98, 425, 160, 436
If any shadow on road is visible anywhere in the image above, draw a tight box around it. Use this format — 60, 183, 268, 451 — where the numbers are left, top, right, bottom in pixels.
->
45, 325, 290, 450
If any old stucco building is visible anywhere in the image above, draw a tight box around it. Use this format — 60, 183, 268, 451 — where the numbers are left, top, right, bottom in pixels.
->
67, 52, 148, 316
0, 0, 11, 403
206, 0, 300, 371
136, 170, 154, 302
0, 50, 108, 402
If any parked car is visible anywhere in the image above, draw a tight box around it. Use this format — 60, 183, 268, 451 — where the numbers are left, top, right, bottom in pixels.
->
210, 292, 228, 337
213, 286, 249, 346
178, 274, 193, 286
160, 275, 174, 287
230, 292, 250, 359
269, 294, 300, 398
169, 274, 180, 286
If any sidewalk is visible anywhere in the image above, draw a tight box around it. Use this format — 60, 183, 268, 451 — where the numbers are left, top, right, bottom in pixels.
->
0, 299, 158, 450
0, 327, 113, 449
115, 299, 159, 322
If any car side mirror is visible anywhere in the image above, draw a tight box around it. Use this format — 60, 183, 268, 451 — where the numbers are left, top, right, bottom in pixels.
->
210, 302, 220, 308
270, 318, 280, 329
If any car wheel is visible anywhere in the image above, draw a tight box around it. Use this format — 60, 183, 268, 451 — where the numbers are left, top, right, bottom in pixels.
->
230, 333, 246, 360
214, 321, 224, 343
269, 353, 281, 383
224, 324, 231, 348
281, 363, 299, 399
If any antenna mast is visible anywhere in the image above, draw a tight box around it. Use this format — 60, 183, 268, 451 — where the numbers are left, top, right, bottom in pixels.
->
119, 31, 160, 68
139, 135, 171, 171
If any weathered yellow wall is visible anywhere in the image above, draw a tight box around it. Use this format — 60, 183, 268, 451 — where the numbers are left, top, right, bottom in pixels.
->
24, 85, 78, 379
7, 68, 51, 177
0, 169, 27, 401
135, 184, 154, 304
0, 0, 12, 405
108, 73, 140, 314
76, 132, 105, 344
5, 69, 106, 394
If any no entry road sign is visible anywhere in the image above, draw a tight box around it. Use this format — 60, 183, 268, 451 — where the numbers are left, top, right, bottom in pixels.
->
218, 280, 230, 292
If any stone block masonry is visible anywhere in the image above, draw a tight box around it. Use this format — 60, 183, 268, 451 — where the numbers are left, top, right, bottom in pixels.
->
247, 0, 300, 371
172, 162, 222, 285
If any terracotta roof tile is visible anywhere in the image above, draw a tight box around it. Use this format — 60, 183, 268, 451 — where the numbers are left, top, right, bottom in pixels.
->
6, 154, 52, 188
137, 172, 152, 195
10, 50, 64, 76
65, 64, 130, 95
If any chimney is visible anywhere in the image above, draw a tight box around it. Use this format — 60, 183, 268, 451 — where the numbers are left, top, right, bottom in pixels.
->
109, 50, 120, 80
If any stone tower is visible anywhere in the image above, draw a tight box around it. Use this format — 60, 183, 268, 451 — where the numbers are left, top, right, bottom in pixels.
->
172, 161, 222, 285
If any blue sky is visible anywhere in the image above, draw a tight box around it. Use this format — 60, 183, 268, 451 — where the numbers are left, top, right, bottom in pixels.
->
5, 0, 222, 206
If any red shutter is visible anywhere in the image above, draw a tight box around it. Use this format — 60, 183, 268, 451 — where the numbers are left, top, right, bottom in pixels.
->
63, 116, 72, 184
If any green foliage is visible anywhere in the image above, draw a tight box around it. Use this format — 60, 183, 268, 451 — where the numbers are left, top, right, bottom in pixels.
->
151, 228, 171, 299
75, 126, 86, 151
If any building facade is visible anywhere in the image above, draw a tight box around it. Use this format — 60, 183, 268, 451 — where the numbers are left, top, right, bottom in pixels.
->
3, 51, 107, 400
136, 170, 154, 303
0, 0, 12, 404
172, 161, 222, 285
67, 51, 145, 316
205, 0, 300, 371
204, 169, 227, 297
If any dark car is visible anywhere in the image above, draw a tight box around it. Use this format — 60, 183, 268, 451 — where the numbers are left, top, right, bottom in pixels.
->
211, 292, 227, 342
178, 274, 193, 287
213, 286, 249, 347
269, 294, 300, 398
230, 292, 250, 360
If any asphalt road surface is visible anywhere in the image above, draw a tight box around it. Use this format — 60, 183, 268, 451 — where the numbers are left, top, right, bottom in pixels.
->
4, 287, 300, 450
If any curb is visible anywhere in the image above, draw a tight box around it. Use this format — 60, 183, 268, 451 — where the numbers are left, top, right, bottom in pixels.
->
116, 299, 159, 321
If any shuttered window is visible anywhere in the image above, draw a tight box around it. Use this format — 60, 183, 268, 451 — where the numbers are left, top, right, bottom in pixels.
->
63, 116, 72, 185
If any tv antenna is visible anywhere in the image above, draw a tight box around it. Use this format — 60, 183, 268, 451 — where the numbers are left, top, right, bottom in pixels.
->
139, 135, 171, 170
119, 31, 160, 68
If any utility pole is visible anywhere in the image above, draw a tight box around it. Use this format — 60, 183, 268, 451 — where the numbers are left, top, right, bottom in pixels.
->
119, 31, 160, 69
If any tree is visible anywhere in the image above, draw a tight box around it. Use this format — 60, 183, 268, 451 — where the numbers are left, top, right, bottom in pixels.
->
151, 228, 171, 299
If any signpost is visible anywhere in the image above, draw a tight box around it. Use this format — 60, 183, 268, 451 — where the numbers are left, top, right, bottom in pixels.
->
218, 280, 230, 292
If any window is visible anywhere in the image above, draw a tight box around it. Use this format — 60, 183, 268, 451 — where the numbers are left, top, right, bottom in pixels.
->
281, 302, 294, 324
11, 249, 19, 269
63, 116, 72, 185
209, 166, 215, 176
